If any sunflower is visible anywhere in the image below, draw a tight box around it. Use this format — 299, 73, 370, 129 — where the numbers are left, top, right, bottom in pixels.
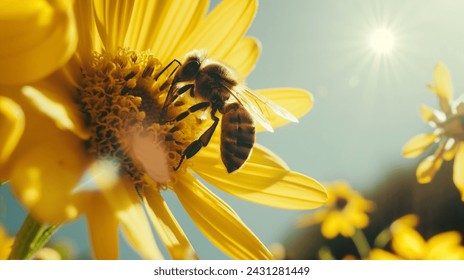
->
0, 0, 327, 259
369, 214, 464, 260
403, 64, 464, 200
296, 181, 374, 239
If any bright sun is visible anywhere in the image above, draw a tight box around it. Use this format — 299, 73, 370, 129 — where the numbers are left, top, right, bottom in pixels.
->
369, 28, 395, 54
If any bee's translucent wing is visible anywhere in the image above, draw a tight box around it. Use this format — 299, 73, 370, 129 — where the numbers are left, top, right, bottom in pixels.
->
223, 84, 298, 132
223, 85, 273, 132
241, 85, 299, 122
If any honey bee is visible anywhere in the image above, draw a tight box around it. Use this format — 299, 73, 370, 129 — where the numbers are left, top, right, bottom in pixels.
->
160, 50, 298, 173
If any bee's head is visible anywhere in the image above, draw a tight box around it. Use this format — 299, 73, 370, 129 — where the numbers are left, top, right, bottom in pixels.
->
175, 49, 207, 83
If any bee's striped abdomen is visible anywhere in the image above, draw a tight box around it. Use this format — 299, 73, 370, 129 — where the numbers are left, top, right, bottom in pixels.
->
221, 103, 255, 173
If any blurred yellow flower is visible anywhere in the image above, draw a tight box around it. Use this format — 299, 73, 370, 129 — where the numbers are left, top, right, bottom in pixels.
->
296, 181, 374, 239
0, 226, 14, 259
33, 247, 62, 260
403, 64, 464, 200
0, 0, 327, 259
369, 214, 464, 260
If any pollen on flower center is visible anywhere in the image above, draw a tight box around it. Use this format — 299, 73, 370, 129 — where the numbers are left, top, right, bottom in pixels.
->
78, 48, 205, 190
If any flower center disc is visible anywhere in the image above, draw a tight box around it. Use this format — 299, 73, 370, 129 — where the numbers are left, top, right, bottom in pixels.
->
335, 197, 348, 210
78, 49, 204, 189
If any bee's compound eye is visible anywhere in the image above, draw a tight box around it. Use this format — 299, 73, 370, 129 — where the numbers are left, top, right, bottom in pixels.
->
180, 59, 200, 81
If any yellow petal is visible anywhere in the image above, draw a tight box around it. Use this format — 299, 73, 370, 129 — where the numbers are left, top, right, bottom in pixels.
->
427, 231, 464, 260
21, 83, 90, 140
295, 210, 329, 227
338, 219, 356, 238
222, 37, 261, 78
119, 206, 164, 260
124, 0, 208, 60
368, 249, 401, 260
142, 0, 209, 63
357, 196, 376, 212
0, 227, 14, 260
419, 104, 440, 124
120, 0, 159, 50
81, 191, 119, 259
429, 246, 464, 260
2, 86, 94, 223
443, 138, 458, 161
0, 0, 77, 84
345, 209, 369, 229
5, 91, 92, 223
391, 214, 419, 232
92, 0, 135, 52
255, 88, 313, 132
73, 0, 103, 63
426, 231, 461, 255
10, 141, 89, 223
321, 212, 345, 239
431, 63, 453, 102
173, 0, 257, 61
392, 227, 425, 259
416, 155, 443, 184
89, 168, 163, 260
453, 143, 464, 201
0, 96, 24, 172
193, 143, 327, 209
63, 0, 100, 87
144, 188, 198, 260
174, 173, 272, 260
193, 130, 290, 170
402, 133, 437, 158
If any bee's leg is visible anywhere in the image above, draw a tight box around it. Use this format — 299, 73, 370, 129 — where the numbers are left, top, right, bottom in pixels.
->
157, 59, 183, 122
173, 83, 195, 101
154, 59, 181, 81
160, 84, 195, 123
174, 111, 219, 171
164, 101, 210, 123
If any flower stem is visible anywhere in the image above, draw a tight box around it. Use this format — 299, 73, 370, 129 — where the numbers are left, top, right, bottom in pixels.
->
373, 228, 392, 249
8, 215, 60, 260
317, 246, 335, 260
351, 229, 371, 259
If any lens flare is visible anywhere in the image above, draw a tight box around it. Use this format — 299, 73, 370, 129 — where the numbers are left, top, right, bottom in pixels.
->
369, 28, 395, 54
